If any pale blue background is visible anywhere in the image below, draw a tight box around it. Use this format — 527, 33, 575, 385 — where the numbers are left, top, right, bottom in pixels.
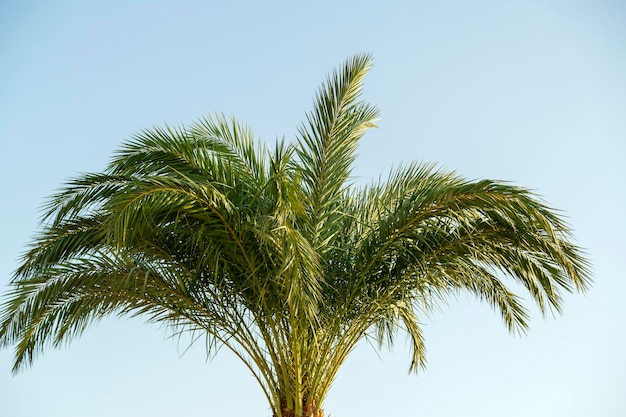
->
1, 1, 624, 416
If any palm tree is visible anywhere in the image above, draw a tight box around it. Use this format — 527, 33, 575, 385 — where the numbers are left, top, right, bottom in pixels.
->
0, 54, 590, 417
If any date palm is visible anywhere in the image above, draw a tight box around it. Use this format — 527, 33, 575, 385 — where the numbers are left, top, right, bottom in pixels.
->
0, 54, 590, 417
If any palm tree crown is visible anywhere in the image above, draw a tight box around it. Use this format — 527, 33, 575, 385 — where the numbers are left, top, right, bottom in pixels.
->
0, 54, 590, 417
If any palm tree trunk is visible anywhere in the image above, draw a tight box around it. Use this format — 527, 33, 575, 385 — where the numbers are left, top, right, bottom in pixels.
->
274, 400, 324, 417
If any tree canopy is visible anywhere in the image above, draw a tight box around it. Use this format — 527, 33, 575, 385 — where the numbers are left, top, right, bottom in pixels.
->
0, 54, 590, 417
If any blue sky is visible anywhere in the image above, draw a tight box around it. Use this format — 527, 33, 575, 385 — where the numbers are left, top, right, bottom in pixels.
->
1, 1, 624, 416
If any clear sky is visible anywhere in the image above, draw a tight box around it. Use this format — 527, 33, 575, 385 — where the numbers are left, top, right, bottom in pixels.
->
1, 1, 624, 416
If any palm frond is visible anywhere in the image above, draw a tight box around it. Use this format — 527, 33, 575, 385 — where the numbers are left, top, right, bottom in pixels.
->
296, 53, 380, 249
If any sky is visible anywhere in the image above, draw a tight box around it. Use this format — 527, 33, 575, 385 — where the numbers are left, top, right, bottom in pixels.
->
0, 1, 624, 416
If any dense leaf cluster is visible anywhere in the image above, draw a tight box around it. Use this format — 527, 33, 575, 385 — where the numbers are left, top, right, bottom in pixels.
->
0, 55, 590, 417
